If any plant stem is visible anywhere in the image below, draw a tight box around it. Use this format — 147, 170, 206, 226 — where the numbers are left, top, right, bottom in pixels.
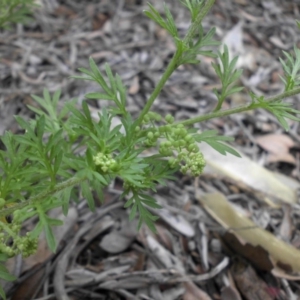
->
179, 102, 254, 126
183, 0, 215, 45
0, 176, 86, 218
212, 92, 225, 112
134, 51, 181, 127
134, 0, 216, 127
177, 86, 300, 127
266, 86, 300, 102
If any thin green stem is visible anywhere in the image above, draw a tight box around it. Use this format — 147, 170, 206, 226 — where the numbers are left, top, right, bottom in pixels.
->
212, 91, 226, 112
176, 86, 300, 127
134, 0, 216, 128
179, 102, 255, 126
266, 86, 300, 102
0, 176, 86, 218
134, 51, 181, 128
183, 0, 215, 45
0, 221, 16, 239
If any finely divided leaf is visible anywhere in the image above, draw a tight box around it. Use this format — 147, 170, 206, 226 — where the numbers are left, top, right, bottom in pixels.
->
194, 130, 241, 157
44, 223, 57, 252
81, 180, 95, 212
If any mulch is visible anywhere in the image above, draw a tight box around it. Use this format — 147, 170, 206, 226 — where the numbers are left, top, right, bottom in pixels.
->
1, 0, 300, 299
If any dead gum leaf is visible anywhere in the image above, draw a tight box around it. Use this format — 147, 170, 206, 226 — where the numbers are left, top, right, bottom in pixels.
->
256, 134, 294, 155
197, 192, 300, 273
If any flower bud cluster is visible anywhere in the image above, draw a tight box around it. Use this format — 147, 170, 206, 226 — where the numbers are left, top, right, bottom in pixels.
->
0, 221, 38, 258
142, 112, 162, 124
159, 121, 205, 176
143, 113, 175, 146
145, 130, 160, 147
93, 152, 118, 173
141, 113, 205, 176
180, 152, 206, 176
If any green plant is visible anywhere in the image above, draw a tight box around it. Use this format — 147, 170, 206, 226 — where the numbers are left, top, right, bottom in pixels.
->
1, 0, 300, 297
0, 0, 37, 29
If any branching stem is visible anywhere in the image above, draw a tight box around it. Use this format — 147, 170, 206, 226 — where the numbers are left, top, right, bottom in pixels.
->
135, 0, 215, 127
177, 86, 300, 126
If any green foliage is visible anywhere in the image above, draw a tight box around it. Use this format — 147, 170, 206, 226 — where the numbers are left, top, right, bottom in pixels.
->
144, 3, 178, 39
177, 26, 219, 65
212, 45, 244, 111
279, 46, 300, 91
0, 254, 16, 300
250, 93, 300, 131
0, 0, 37, 29
124, 193, 160, 232
73, 58, 127, 115
1, 0, 300, 296
194, 130, 241, 157
179, 0, 204, 22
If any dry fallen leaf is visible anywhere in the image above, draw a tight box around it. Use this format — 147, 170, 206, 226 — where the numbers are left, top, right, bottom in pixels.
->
257, 133, 294, 150
197, 192, 300, 273
99, 216, 137, 254
256, 134, 295, 164
232, 261, 275, 300
201, 143, 299, 204
152, 200, 195, 237
271, 267, 300, 280
222, 22, 255, 70
128, 76, 140, 95
279, 205, 293, 241
221, 285, 242, 300
268, 152, 296, 164
145, 233, 185, 272
222, 231, 273, 271
183, 282, 212, 300
222, 22, 244, 68
11, 264, 45, 300
155, 224, 174, 252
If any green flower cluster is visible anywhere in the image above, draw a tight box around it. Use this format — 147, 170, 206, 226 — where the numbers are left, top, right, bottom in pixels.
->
178, 152, 206, 176
143, 113, 206, 176
93, 152, 118, 173
0, 222, 38, 258
143, 111, 162, 123
160, 120, 205, 176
